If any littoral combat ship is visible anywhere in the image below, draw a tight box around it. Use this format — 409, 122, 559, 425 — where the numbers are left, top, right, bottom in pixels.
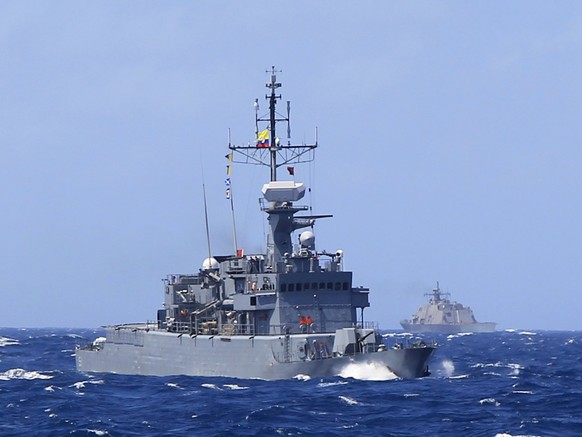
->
401, 282, 496, 334
76, 68, 436, 380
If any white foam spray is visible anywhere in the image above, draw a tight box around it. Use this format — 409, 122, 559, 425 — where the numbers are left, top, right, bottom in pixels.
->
293, 374, 311, 381
338, 395, 359, 405
441, 359, 455, 378
0, 368, 53, 380
0, 336, 20, 347
338, 362, 399, 381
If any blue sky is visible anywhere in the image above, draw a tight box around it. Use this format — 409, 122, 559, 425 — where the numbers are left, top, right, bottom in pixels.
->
1, 2, 581, 330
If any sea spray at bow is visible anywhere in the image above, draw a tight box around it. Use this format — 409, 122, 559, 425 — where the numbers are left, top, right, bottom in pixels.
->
338, 362, 399, 381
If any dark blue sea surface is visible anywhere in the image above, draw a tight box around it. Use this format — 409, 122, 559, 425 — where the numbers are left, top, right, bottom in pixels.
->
1, 329, 581, 436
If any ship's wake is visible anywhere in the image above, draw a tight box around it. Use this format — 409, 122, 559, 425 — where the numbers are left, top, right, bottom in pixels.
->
338, 362, 399, 381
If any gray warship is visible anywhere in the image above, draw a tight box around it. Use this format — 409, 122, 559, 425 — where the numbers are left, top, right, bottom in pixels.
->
76, 68, 436, 380
400, 282, 496, 334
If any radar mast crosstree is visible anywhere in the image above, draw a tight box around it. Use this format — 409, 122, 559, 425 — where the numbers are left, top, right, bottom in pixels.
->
228, 66, 318, 182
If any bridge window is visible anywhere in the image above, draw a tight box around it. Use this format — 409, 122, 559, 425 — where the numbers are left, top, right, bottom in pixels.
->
296, 283, 302, 291
327, 282, 333, 290
334, 282, 341, 290
304, 282, 310, 290
289, 283, 295, 292
312, 283, 318, 290
343, 282, 349, 290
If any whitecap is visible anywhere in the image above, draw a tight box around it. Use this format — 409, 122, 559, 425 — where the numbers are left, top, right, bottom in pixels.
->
403, 393, 419, 398
382, 332, 412, 338
341, 423, 360, 429
293, 374, 311, 381
338, 362, 399, 381
0, 368, 53, 380
223, 384, 249, 390
447, 332, 473, 340
245, 405, 284, 421
318, 381, 348, 388
45, 385, 62, 392
201, 383, 222, 390
448, 374, 469, 379
166, 382, 180, 389
518, 331, 537, 336
338, 395, 359, 405
0, 336, 20, 347
479, 398, 500, 406
508, 363, 524, 376
471, 362, 523, 375
512, 390, 533, 395
87, 430, 108, 436
70, 379, 103, 390
494, 433, 541, 437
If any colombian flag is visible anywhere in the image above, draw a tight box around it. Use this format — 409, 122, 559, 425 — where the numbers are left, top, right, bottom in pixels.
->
256, 129, 270, 148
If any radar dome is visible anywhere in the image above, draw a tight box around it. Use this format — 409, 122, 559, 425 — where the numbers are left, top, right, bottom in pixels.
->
202, 257, 219, 270
299, 231, 315, 249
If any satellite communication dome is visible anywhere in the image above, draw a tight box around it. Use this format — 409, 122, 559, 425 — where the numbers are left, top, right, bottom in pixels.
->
299, 231, 315, 249
202, 257, 219, 270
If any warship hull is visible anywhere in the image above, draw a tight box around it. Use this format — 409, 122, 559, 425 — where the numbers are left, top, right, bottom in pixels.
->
400, 322, 496, 334
76, 325, 434, 380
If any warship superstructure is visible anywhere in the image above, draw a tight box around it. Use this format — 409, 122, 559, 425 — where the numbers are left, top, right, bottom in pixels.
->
400, 282, 496, 334
76, 68, 436, 380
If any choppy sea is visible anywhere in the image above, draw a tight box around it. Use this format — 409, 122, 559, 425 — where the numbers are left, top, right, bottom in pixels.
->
1, 328, 581, 436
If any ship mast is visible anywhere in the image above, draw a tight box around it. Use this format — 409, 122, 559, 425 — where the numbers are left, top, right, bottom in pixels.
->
265, 68, 280, 181
228, 67, 319, 269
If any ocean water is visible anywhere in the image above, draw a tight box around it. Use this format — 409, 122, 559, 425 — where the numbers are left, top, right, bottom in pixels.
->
0, 329, 580, 436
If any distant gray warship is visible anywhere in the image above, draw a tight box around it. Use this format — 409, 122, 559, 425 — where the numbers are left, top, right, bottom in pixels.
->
76, 68, 436, 380
400, 282, 496, 334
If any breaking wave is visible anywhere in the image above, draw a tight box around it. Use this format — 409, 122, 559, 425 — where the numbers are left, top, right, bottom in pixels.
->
0, 368, 53, 380
338, 362, 399, 381
0, 336, 20, 347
